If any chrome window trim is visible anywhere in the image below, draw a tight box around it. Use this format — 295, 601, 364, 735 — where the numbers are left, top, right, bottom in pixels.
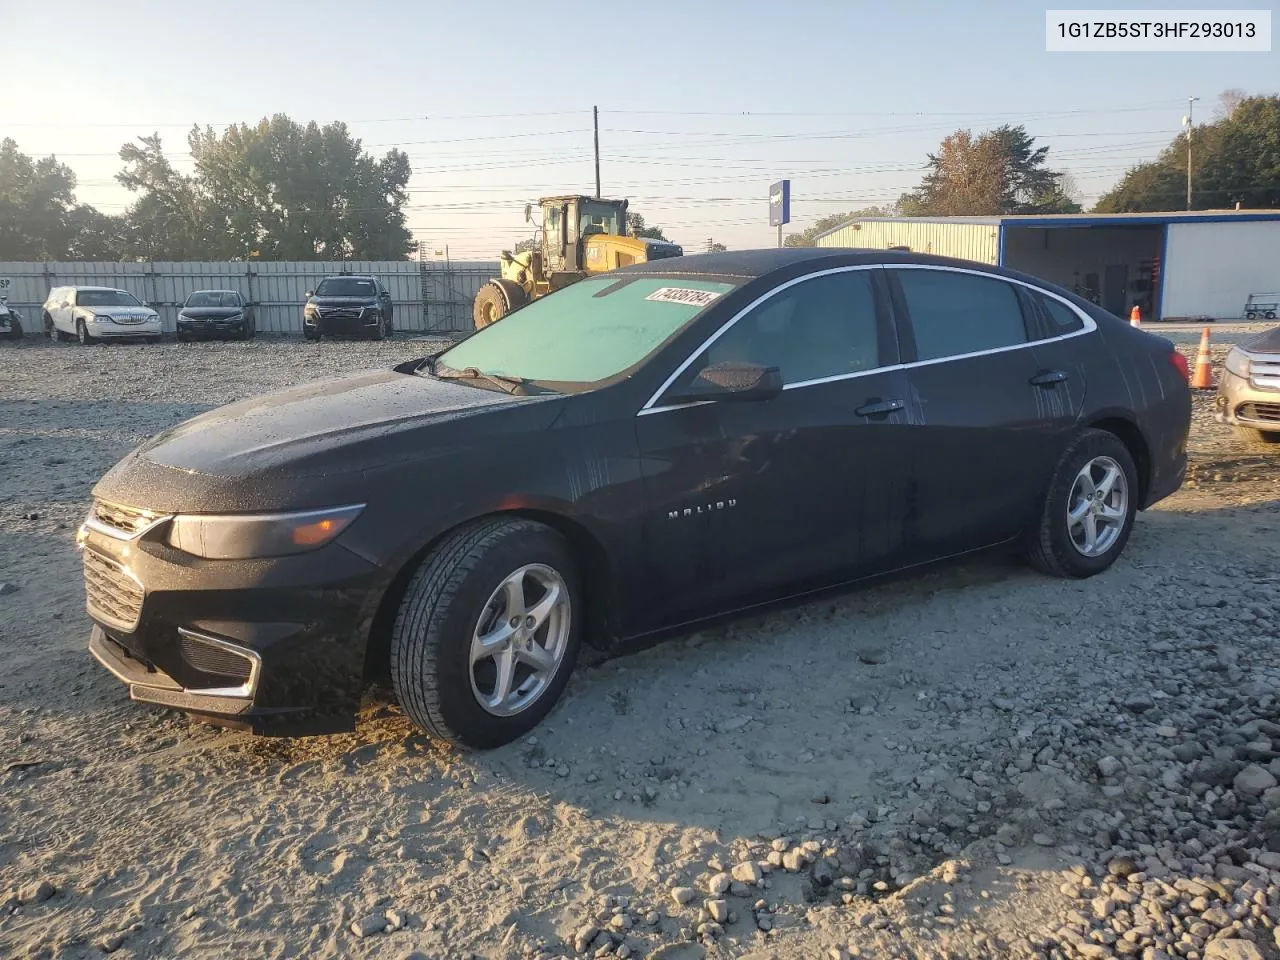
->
638, 262, 1098, 417
176, 628, 263, 699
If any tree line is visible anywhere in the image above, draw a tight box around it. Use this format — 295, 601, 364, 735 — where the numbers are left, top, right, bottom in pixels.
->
0, 115, 413, 262
785, 91, 1280, 246
3, 93, 1277, 260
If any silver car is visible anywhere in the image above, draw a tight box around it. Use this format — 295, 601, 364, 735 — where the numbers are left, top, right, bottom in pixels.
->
1216, 326, 1280, 444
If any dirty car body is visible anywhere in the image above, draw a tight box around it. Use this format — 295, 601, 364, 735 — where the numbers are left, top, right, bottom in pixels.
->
83, 249, 1192, 738
1216, 325, 1280, 439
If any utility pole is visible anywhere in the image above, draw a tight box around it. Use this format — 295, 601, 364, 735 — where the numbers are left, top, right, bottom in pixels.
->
1183, 96, 1199, 210
593, 105, 601, 199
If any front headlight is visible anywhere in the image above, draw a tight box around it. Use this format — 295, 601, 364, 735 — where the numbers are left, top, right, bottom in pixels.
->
1225, 349, 1251, 380
165, 504, 365, 559
225, 312, 243, 321
89, 313, 115, 324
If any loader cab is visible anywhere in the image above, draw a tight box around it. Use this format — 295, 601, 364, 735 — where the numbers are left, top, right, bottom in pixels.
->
538, 195, 630, 279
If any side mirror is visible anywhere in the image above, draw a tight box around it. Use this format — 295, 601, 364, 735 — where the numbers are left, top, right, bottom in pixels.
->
524, 203, 533, 223
665, 361, 783, 405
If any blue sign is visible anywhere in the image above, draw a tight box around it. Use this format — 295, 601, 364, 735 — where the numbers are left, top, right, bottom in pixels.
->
769, 179, 791, 226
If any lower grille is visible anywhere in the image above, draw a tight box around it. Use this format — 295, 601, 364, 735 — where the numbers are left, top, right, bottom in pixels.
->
1239, 402, 1280, 423
318, 307, 363, 320
178, 631, 254, 687
84, 549, 144, 630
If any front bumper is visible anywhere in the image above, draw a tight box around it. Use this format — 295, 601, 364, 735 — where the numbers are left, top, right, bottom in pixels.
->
178, 317, 248, 338
81, 510, 390, 734
88, 318, 162, 338
304, 309, 382, 336
1215, 370, 1280, 433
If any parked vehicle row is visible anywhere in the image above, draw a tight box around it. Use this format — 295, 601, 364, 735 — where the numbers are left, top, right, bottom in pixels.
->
25, 274, 393, 345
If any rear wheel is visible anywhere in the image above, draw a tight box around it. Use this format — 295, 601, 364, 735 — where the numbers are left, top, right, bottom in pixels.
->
1267, 310, 1277, 320
1025, 429, 1138, 579
390, 518, 581, 749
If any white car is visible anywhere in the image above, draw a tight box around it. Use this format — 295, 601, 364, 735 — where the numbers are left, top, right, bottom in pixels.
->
42, 286, 162, 345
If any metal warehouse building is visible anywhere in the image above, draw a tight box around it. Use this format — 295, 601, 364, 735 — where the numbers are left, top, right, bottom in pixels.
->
814, 211, 1280, 322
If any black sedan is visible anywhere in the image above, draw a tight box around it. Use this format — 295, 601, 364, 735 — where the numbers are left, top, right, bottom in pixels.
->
177, 290, 256, 341
302, 275, 394, 340
82, 250, 1191, 748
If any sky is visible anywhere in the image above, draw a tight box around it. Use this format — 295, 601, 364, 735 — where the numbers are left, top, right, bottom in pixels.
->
4, 0, 1278, 260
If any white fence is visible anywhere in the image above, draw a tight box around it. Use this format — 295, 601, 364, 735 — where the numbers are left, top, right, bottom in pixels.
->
0, 260, 500, 335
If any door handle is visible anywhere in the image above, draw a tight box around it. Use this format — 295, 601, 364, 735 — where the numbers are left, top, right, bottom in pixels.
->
855, 398, 905, 417
1030, 370, 1068, 387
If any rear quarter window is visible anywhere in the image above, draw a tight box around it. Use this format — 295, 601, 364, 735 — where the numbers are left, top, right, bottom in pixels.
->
894, 269, 1028, 362
1035, 292, 1086, 337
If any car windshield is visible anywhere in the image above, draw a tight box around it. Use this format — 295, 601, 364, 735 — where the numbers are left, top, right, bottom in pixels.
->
185, 291, 240, 307
435, 275, 739, 391
315, 278, 376, 297
78, 289, 142, 307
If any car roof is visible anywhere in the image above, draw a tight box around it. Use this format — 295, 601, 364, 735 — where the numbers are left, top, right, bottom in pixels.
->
621, 247, 1014, 280
66, 285, 129, 292
320, 275, 377, 280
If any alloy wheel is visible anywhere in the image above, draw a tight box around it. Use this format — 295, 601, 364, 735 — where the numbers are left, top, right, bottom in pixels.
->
469, 563, 571, 717
1066, 455, 1128, 557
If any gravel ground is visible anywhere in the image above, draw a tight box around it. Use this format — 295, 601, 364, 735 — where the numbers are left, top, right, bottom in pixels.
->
1, 334, 1279, 960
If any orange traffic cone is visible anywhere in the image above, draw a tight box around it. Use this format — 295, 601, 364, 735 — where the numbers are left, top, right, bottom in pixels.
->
1129, 305, 1142, 327
1191, 326, 1214, 389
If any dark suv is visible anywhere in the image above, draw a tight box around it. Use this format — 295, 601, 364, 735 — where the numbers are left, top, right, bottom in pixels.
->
303, 275, 395, 341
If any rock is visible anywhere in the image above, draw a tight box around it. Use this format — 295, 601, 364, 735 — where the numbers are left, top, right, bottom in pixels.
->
857, 648, 887, 665
0, 582, 18, 596
97, 933, 126, 953
19, 880, 55, 904
707, 872, 731, 895
1255, 850, 1280, 870
1093, 896, 1115, 919
351, 913, 388, 938
782, 849, 807, 872
1032, 833, 1055, 847
671, 887, 697, 906
1122, 694, 1154, 713
1195, 757, 1240, 787
810, 860, 834, 887
609, 913, 631, 932
1097, 756, 1123, 778
1203, 941, 1265, 960
991, 697, 1017, 712
384, 909, 408, 931
705, 899, 728, 923
1234, 764, 1278, 797
1108, 856, 1138, 877
572, 923, 599, 953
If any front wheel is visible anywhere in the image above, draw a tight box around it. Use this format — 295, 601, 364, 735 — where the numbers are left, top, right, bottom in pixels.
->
472, 284, 508, 329
5, 316, 22, 341
390, 518, 581, 749
371, 315, 387, 341
76, 319, 96, 346
1024, 429, 1138, 579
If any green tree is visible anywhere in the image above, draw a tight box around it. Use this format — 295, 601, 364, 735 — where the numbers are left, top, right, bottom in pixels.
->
899, 125, 1079, 216
783, 207, 893, 247
626, 212, 670, 241
0, 139, 79, 259
116, 134, 214, 260
66, 206, 131, 260
1094, 93, 1279, 212
187, 115, 413, 260
707, 241, 727, 252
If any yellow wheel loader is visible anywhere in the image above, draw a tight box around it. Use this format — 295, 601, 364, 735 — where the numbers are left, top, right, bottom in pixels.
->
472, 195, 683, 328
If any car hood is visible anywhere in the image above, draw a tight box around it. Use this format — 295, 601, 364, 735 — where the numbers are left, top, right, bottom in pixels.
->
1242, 326, 1280, 355
180, 307, 243, 319
92, 369, 564, 513
310, 296, 377, 307
86, 306, 157, 320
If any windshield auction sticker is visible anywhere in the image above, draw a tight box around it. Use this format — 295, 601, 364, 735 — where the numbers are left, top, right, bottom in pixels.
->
645, 287, 723, 307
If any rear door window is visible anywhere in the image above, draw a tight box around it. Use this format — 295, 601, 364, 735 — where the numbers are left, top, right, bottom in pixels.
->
893, 269, 1029, 362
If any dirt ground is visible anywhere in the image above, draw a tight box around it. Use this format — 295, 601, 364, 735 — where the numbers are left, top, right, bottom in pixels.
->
1, 331, 1278, 960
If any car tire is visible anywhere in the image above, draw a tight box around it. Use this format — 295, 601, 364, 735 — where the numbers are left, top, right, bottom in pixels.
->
303, 326, 319, 342
390, 517, 582, 749
372, 315, 387, 341
1024, 428, 1139, 579
76, 319, 96, 346
6, 316, 22, 341
43, 313, 60, 341
473, 283, 508, 329
1235, 426, 1280, 445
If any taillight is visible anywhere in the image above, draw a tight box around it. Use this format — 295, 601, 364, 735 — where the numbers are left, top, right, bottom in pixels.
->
1168, 350, 1189, 382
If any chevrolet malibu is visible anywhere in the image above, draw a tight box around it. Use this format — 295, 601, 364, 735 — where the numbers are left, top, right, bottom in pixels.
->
82, 250, 1191, 748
